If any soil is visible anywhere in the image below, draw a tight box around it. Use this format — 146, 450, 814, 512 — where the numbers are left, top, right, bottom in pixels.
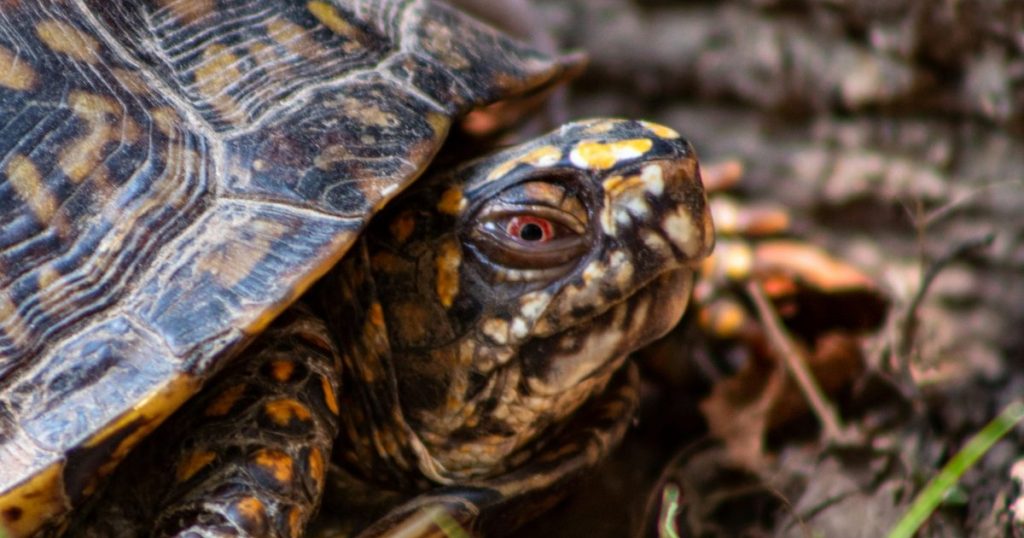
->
492, 1, 1024, 536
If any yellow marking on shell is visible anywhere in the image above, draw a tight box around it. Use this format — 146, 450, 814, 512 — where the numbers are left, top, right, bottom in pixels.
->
35, 20, 100, 63
437, 186, 466, 215
157, 0, 214, 23
570, 138, 653, 170
264, 399, 312, 426
201, 219, 289, 288
150, 107, 181, 138
204, 383, 246, 417
0, 462, 67, 538
662, 206, 703, 259
37, 266, 60, 289
267, 18, 318, 58
320, 375, 339, 415
389, 211, 416, 244
7, 155, 56, 223
338, 96, 397, 128
111, 68, 149, 94
308, 447, 326, 488
176, 450, 216, 482
486, 145, 562, 182
60, 92, 120, 183
0, 46, 37, 90
307, 1, 360, 38
640, 120, 680, 139
434, 239, 461, 308
269, 360, 295, 382
194, 44, 244, 122
252, 449, 293, 485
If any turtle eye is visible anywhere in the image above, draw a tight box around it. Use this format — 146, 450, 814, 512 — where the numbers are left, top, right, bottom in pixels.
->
471, 207, 588, 270
506, 216, 554, 243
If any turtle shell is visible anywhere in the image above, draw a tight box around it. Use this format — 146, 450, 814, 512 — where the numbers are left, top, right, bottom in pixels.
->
0, 1, 578, 534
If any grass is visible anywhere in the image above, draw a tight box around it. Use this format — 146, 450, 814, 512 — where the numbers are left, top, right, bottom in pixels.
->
887, 399, 1024, 538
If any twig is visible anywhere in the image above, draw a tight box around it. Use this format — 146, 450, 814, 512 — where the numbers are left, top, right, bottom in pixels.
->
745, 281, 855, 445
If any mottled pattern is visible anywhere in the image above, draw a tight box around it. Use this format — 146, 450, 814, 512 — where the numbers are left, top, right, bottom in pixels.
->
72, 308, 341, 538
0, 0, 574, 535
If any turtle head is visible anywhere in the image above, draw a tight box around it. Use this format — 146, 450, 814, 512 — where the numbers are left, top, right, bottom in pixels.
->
359, 119, 714, 479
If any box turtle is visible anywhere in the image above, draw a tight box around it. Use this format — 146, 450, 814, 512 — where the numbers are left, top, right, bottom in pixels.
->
0, 0, 714, 536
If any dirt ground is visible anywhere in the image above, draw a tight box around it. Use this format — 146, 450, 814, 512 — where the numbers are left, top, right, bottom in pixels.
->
472, 1, 1024, 536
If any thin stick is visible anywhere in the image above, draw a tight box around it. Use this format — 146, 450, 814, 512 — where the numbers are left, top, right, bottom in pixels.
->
745, 281, 849, 443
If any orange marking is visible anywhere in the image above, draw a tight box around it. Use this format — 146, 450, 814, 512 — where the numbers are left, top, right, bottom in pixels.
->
35, 20, 100, 63
7, 155, 56, 223
252, 449, 293, 485
231, 497, 267, 528
268, 359, 295, 382
320, 375, 339, 415
436, 186, 465, 215
368, 303, 385, 328
176, 450, 216, 482
204, 383, 247, 417
287, 506, 303, 537
308, 447, 326, 489
389, 211, 416, 244
263, 399, 312, 426
0, 46, 37, 90
570, 138, 653, 170
434, 239, 461, 308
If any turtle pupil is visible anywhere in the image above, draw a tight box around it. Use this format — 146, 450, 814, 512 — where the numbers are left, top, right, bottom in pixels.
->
519, 223, 544, 241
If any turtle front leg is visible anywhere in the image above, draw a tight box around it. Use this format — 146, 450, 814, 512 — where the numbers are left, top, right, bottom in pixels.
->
354, 363, 640, 537
72, 306, 342, 538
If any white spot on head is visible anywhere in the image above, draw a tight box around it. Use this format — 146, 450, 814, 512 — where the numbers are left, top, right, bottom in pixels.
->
641, 164, 664, 195
662, 206, 702, 258
481, 318, 509, 345
510, 318, 529, 339
519, 291, 552, 320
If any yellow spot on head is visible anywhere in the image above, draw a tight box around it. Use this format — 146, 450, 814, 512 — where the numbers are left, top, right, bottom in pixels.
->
437, 186, 465, 215
485, 145, 563, 182
7, 155, 56, 223
570, 138, 654, 170
176, 450, 216, 482
0, 46, 38, 90
263, 399, 313, 426
36, 20, 100, 63
204, 383, 247, 417
0, 462, 67, 538
252, 449, 294, 484
640, 120, 680, 139
435, 239, 461, 308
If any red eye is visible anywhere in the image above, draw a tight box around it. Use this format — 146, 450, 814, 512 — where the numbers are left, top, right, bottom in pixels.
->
506, 216, 554, 242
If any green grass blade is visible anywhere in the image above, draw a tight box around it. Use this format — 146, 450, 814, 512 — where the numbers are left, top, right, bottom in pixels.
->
888, 399, 1024, 538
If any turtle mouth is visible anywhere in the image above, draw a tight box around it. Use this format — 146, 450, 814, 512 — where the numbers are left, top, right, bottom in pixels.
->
518, 267, 695, 395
